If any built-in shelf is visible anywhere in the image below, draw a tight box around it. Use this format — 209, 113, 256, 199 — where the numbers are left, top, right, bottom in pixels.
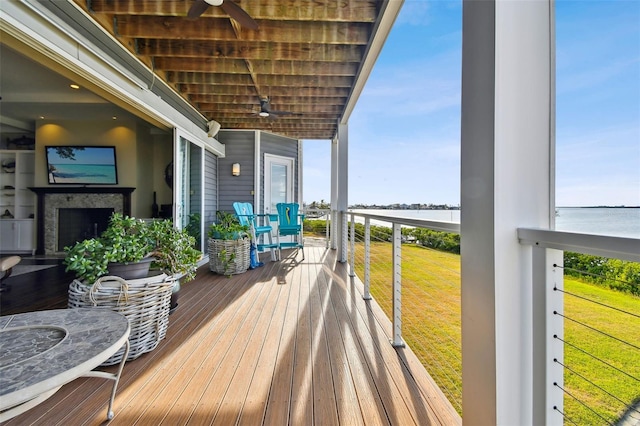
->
0, 150, 35, 254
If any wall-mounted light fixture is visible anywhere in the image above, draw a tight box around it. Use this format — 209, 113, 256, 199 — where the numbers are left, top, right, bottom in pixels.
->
232, 163, 240, 176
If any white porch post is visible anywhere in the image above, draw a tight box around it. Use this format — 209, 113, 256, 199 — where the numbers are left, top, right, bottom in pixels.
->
460, 1, 555, 425
336, 123, 349, 262
330, 137, 338, 250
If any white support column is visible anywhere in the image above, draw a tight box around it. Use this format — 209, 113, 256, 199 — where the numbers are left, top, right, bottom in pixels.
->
460, 1, 554, 425
336, 123, 349, 262
330, 137, 338, 250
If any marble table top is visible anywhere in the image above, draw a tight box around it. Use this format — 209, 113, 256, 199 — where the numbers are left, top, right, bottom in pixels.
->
0, 308, 130, 410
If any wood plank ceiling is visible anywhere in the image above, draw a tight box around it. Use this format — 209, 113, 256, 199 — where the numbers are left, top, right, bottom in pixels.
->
71, 0, 383, 140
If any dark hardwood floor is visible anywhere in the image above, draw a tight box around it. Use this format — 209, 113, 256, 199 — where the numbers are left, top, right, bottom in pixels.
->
0, 257, 72, 315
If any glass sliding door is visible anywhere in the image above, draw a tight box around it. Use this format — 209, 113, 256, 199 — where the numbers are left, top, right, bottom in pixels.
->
175, 134, 204, 251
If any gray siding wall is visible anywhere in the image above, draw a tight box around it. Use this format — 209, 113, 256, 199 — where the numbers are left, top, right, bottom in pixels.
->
203, 149, 217, 253
189, 144, 201, 217
216, 130, 255, 214
260, 132, 300, 208
216, 130, 300, 217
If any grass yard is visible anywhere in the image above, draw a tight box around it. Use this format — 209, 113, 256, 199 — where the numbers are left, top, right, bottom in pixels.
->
562, 278, 640, 424
352, 241, 640, 422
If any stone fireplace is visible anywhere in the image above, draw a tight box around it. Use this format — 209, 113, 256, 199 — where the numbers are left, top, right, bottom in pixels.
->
30, 187, 135, 255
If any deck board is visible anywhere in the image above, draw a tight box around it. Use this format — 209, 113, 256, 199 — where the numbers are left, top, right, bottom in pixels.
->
0, 245, 461, 426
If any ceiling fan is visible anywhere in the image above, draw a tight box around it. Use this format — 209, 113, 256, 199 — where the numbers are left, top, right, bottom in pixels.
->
187, 0, 258, 30
256, 98, 296, 118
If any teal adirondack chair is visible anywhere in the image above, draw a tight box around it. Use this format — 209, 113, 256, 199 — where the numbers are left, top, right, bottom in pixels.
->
275, 202, 305, 260
233, 202, 278, 261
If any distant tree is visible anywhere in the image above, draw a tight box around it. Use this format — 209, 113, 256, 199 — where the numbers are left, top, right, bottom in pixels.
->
53, 146, 84, 160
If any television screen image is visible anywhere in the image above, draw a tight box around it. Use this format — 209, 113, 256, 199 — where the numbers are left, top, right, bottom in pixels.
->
46, 146, 118, 185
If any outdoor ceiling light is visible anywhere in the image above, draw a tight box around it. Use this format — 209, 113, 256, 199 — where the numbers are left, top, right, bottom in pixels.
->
258, 111, 269, 118
232, 163, 240, 176
205, 0, 223, 6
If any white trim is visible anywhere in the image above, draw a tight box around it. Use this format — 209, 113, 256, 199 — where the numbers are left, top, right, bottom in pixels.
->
264, 153, 295, 215
298, 139, 304, 205
254, 131, 261, 212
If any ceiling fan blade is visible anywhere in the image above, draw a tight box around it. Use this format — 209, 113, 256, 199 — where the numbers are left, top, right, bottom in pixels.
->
187, 0, 209, 19
270, 110, 295, 116
221, 1, 259, 30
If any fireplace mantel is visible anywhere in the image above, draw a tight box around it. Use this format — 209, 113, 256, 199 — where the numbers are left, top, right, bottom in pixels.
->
30, 187, 135, 255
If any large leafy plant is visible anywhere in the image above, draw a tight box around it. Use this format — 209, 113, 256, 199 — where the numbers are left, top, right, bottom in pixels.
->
64, 213, 201, 284
64, 213, 152, 283
148, 219, 201, 282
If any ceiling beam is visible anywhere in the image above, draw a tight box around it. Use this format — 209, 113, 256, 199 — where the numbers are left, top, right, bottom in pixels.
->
155, 58, 359, 76
114, 16, 371, 44
136, 40, 366, 62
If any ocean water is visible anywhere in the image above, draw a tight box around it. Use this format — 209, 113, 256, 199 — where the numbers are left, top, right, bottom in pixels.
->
350, 208, 639, 239
49, 163, 117, 184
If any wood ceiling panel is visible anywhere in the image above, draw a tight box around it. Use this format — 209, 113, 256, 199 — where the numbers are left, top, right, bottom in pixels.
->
115, 16, 371, 45
89, 0, 379, 22
72, 0, 384, 140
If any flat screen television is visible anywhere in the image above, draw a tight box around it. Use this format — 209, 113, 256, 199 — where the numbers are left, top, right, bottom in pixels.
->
46, 146, 118, 185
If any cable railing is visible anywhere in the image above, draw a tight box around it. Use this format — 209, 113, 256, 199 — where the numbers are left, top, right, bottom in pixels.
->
518, 229, 640, 425
302, 208, 330, 248
550, 259, 640, 425
307, 210, 640, 422
339, 212, 640, 423
346, 212, 463, 413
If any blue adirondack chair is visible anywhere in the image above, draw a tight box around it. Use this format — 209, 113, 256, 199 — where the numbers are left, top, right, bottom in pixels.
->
275, 202, 305, 260
233, 202, 278, 262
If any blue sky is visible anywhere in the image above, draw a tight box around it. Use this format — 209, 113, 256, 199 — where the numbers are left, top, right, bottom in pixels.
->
302, 0, 639, 207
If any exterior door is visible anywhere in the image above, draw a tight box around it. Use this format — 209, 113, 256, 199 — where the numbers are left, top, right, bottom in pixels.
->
264, 154, 294, 216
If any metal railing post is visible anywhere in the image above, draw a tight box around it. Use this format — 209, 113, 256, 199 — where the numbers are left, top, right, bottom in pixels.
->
532, 246, 565, 425
330, 209, 337, 250
363, 218, 371, 300
392, 222, 404, 347
349, 213, 355, 277
340, 211, 348, 263
325, 209, 330, 248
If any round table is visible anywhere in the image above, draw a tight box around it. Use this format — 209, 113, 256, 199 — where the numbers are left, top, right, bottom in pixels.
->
0, 308, 130, 421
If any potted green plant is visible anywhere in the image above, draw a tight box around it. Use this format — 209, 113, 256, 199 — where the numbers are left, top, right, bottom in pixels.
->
208, 211, 249, 240
148, 219, 201, 282
65, 212, 203, 364
64, 212, 202, 284
208, 211, 251, 276
147, 219, 202, 312
64, 213, 153, 283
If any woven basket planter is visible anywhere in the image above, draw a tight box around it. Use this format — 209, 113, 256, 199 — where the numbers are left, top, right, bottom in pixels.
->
208, 238, 250, 275
68, 273, 175, 365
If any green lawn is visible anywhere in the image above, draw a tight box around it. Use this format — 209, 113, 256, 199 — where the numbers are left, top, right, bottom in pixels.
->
352, 242, 640, 422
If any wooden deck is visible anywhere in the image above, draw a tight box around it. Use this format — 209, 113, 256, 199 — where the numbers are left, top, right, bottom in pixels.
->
1, 245, 461, 425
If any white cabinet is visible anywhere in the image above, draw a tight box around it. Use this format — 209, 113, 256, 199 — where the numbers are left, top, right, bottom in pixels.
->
0, 219, 35, 253
1, 150, 35, 253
